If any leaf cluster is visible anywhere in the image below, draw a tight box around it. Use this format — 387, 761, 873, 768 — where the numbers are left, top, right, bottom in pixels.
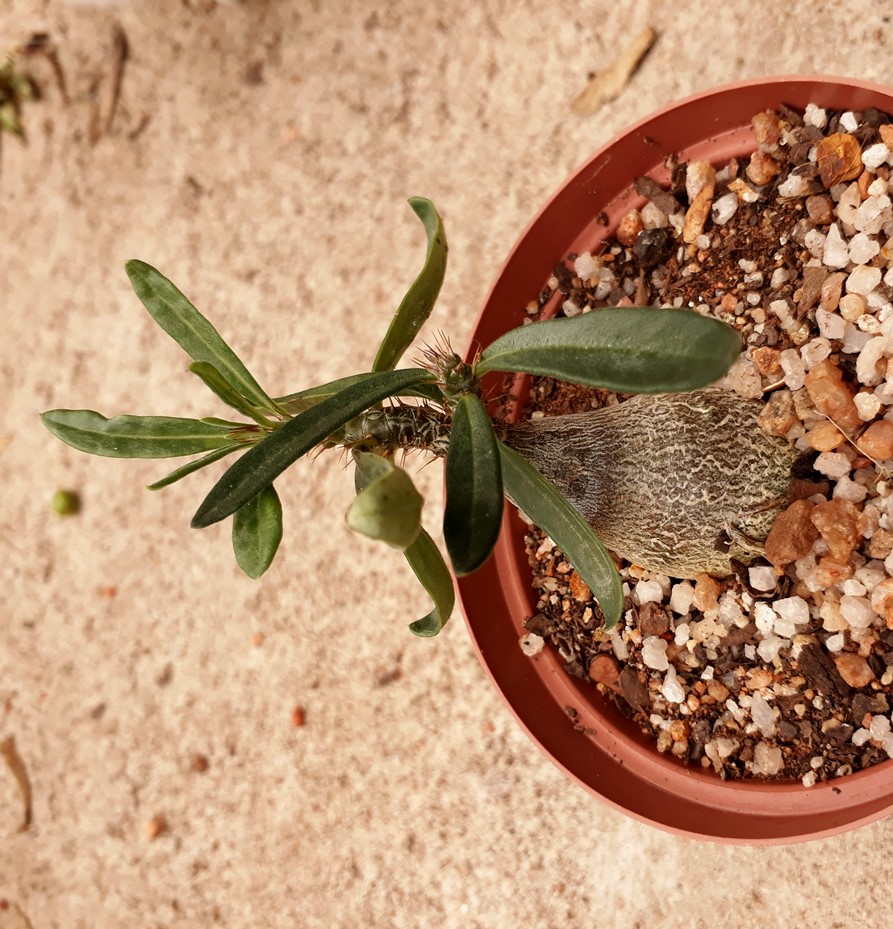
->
42, 199, 741, 634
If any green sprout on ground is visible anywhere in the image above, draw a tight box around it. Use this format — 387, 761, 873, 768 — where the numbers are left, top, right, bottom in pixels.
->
0, 55, 36, 141
41, 199, 740, 635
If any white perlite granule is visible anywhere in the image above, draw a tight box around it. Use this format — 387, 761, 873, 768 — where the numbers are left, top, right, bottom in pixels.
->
804, 103, 827, 127
847, 264, 883, 296
661, 665, 685, 704
749, 566, 777, 592
750, 692, 777, 737
519, 633, 545, 656
751, 741, 784, 776
669, 581, 695, 614
573, 252, 597, 281
635, 579, 664, 605
641, 635, 669, 671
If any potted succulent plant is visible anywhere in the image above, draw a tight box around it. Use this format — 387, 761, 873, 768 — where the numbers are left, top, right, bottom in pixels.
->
42, 74, 893, 843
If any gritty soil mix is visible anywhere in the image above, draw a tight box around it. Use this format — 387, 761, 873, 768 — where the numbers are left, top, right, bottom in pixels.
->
506, 102, 893, 784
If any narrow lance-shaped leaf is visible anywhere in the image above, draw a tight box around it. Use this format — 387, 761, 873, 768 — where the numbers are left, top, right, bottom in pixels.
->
498, 441, 622, 630
188, 362, 276, 425
232, 485, 283, 579
347, 452, 423, 550
372, 198, 448, 373
125, 260, 282, 415
192, 368, 435, 529
276, 372, 444, 415
41, 410, 237, 458
477, 306, 741, 394
405, 529, 456, 637
444, 394, 503, 576
147, 444, 243, 491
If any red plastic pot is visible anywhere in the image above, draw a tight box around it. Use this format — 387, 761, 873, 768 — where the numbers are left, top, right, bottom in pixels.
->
457, 75, 893, 844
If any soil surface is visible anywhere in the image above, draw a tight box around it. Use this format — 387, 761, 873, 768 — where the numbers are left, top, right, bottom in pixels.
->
516, 103, 893, 784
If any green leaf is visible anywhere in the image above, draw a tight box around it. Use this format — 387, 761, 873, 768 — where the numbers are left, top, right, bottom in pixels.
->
498, 441, 622, 630
191, 368, 435, 528
41, 410, 237, 458
147, 444, 243, 490
352, 451, 453, 633
188, 362, 276, 425
405, 529, 456, 636
125, 260, 281, 414
347, 453, 423, 549
477, 307, 741, 393
371, 198, 448, 373
276, 372, 443, 415
232, 485, 283, 578
444, 394, 503, 575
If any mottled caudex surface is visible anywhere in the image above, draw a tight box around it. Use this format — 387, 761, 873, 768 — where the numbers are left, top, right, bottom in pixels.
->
502, 387, 800, 578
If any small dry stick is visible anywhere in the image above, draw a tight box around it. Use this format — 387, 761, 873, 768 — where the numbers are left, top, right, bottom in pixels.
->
0, 736, 32, 832
105, 25, 129, 136
571, 26, 657, 117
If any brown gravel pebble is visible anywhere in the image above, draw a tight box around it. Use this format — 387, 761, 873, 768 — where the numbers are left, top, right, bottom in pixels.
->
746, 150, 780, 186
805, 420, 846, 452
637, 601, 670, 637
815, 132, 863, 187
616, 209, 644, 247
859, 420, 893, 460
811, 498, 863, 562
692, 574, 721, 611
804, 359, 863, 434
751, 347, 782, 377
589, 654, 621, 687
568, 570, 591, 602
807, 194, 835, 225
682, 162, 716, 244
146, 815, 167, 840
765, 499, 820, 566
758, 389, 798, 437
834, 652, 876, 689
869, 529, 893, 560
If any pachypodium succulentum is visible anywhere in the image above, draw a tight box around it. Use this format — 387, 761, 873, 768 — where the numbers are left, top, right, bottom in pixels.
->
42, 198, 746, 635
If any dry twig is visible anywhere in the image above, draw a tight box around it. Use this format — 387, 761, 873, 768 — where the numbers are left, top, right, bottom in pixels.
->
571, 26, 657, 117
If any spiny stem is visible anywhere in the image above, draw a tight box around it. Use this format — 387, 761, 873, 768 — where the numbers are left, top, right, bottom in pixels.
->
339, 403, 452, 457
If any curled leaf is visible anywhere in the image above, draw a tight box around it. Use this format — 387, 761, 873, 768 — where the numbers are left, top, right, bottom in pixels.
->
405, 528, 456, 636
372, 198, 448, 373
347, 453, 423, 549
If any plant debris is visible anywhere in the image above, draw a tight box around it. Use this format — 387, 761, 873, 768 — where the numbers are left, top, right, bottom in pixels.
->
571, 26, 657, 117
516, 101, 893, 783
0, 737, 32, 832
88, 25, 129, 144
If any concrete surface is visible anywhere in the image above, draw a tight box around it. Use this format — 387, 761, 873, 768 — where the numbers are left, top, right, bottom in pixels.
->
2, 1, 893, 927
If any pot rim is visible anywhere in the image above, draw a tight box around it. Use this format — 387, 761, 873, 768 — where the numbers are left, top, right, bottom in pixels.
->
458, 74, 893, 843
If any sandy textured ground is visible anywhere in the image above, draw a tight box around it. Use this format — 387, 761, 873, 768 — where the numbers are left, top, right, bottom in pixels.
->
3, 1, 893, 927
